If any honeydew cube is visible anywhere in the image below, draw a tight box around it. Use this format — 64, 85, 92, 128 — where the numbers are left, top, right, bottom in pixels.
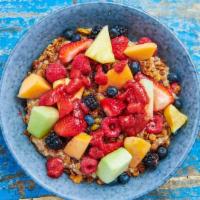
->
97, 148, 132, 183
64, 133, 91, 160
27, 106, 59, 138
18, 73, 51, 99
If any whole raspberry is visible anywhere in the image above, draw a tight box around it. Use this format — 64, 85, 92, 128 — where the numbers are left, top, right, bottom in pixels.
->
113, 60, 127, 73
46, 157, 64, 178
95, 67, 108, 85
45, 62, 67, 83
119, 115, 135, 129
127, 102, 143, 114
102, 117, 121, 138
88, 147, 104, 159
138, 37, 152, 44
146, 114, 163, 134
80, 156, 98, 175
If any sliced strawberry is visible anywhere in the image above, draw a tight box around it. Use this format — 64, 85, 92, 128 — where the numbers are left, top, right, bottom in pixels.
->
54, 115, 87, 137
66, 78, 84, 95
153, 81, 174, 111
59, 39, 93, 64
39, 85, 66, 106
72, 54, 91, 75
45, 62, 67, 83
57, 97, 73, 118
111, 36, 129, 60
100, 98, 125, 117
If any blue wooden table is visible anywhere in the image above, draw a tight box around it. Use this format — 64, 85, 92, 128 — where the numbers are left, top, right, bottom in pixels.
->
0, 1, 200, 199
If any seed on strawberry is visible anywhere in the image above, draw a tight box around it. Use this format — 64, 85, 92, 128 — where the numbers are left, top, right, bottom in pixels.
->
80, 156, 98, 175
46, 157, 64, 178
146, 114, 164, 134
45, 62, 67, 83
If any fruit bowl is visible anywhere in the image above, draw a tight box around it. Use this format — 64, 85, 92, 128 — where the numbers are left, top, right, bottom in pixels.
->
0, 3, 199, 200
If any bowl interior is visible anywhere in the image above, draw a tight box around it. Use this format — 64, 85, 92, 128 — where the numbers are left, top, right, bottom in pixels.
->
0, 3, 199, 200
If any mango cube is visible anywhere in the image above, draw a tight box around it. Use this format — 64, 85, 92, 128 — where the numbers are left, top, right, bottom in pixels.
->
164, 104, 188, 133
18, 73, 51, 99
97, 148, 132, 183
124, 43, 157, 61
64, 133, 91, 160
124, 137, 151, 168
27, 106, 59, 138
85, 26, 115, 64
99, 64, 133, 92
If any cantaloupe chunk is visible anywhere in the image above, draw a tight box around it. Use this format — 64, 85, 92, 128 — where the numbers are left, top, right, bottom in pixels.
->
99, 64, 133, 92
53, 78, 84, 100
124, 43, 157, 61
18, 74, 51, 99
124, 137, 151, 168
64, 133, 91, 160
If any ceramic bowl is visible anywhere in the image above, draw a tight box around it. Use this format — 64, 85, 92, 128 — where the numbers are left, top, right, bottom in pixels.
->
0, 3, 199, 200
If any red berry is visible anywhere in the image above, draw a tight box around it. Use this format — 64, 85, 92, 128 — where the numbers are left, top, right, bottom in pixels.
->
95, 67, 108, 85
80, 102, 89, 114
102, 117, 121, 138
100, 98, 125, 117
73, 99, 84, 119
80, 156, 98, 175
111, 36, 129, 60
90, 130, 104, 148
127, 102, 143, 114
72, 54, 91, 75
81, 76, 91, 88
134, 72, 147, 81
88, 147, 104, 159
170, 82, 181, 95
66, 78, 83, 95
103, 141, 123, 154
138, 37, 152, 44
113, 60, 128, 73
57, 97, 73, 118
70, 68, 82, 79
119, 115, 136, 129
146, 114, 164, 134
45, 62, 67, 83
46, 157, 64, 178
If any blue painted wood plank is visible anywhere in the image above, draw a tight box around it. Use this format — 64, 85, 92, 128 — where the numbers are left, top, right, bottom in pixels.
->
0, 0, 200, 199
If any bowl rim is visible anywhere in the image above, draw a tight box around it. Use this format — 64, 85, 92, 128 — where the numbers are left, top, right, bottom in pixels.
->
0, 2, 200, 200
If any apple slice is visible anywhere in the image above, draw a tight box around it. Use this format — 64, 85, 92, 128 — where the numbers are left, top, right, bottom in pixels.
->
139, 78, 154, 120
85, 26, 115, 64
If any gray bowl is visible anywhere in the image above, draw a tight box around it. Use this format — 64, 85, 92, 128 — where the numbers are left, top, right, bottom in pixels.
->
0, 3, 199, 200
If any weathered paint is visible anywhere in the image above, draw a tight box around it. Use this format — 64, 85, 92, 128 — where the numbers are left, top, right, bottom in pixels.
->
0, 0, 200, 200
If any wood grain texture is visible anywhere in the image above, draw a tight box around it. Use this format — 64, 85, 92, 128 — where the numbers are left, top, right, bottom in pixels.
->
0, 0, 200, 199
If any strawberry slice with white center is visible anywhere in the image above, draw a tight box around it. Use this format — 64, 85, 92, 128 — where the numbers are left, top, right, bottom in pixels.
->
153, 81, 174, 111
59, 39, 93, 64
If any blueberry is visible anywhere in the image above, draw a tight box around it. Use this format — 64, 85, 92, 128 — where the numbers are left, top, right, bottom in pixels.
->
107, 179, 118, 186
143, 152, 159, 169
109, 27, 120, 38
83, 95, 99, 111
168, 72, 180, 83
84, 115, 95, 126
157, 146, 168, 160
90, 25, 102, 38
106, 86, 118, 97
111, 25, 128, 36
118, 173, 130, 184
174, 99, 182, 109
63, 29, 74, 40
71, 34, 81, 42
129, 61, 141, 74
45, 132, 64, 150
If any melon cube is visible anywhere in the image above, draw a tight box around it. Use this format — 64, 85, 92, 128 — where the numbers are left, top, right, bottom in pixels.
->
124, 43, 157, 61
124, 137, 151, 168
98, 64, 133, 92
18, 73, 51, 99
97, 148, 132, 183
64, 133, 91, 160
27, 106, 59, 138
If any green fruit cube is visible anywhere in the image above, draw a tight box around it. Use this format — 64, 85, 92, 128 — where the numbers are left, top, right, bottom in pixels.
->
27, 106, 59, 138
97, 148, 132, 183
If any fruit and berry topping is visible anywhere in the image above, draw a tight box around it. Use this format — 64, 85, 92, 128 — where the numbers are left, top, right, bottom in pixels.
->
89, 25, 102, 39
66, 78, 84, 95
100, 98, 125, 117
45, 132, 64, 150
117, 173, 130, 184
129, 61, 141, 74
143, 152, 159, 169
46, 157, 64, 178
153, 81, 174, 111
45, 62, 67, 83
157, 146, 168, 160
113, 60, 127, 73
83, 94, 99, 111
57, 97, 73, 118
111, 36, 129, 60
146, 114, 164, 134
127, 102, 143, 114
59, 39, 93, 63
138, 37, 152, 44
106, 86, 118, 97
109, 25, 128, 38
170, 82, 181, 95
80, 156, 98, 175
95, 67, 108, 85
101, 117, 121, 138
88, 147, 104, 160
54, 115, 86, 137
84, 115, 95, 126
